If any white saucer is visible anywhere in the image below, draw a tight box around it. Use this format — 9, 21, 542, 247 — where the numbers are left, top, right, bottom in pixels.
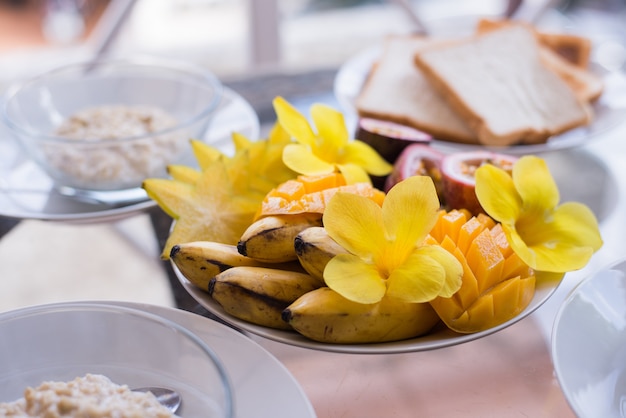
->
1, 301, 315, 418
552, 258, 626, 417
0, 87, 259, 224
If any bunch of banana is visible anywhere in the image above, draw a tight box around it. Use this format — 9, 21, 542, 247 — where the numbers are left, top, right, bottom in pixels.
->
173, 212, 439, 343
237, 213, 323, 263
283, 287, 440, 343
170, 241, 304, 290
294, 226, 348, 282
209, 266, 321, 329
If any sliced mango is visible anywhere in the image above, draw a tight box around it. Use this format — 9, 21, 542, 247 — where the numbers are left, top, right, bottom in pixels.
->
428, 210, 538, 334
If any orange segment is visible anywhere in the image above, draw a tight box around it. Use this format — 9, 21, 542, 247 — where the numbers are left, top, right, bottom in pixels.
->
300, 172, 346, 193
256, 173, 385, 219
273, 179, 306, 200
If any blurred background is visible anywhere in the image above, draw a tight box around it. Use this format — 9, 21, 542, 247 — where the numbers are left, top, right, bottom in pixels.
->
0, 0, 624, 312
1, 0, 624, 87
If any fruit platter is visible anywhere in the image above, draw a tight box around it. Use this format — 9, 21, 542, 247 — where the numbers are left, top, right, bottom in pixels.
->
143, 93, 603, 353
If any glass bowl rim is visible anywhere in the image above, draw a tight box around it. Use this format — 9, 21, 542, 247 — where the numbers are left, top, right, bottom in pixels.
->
0, 56, 224, 144
0, 300, 234, 417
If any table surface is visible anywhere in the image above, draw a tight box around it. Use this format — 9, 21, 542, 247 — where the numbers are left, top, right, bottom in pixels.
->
2, 67, 626, 417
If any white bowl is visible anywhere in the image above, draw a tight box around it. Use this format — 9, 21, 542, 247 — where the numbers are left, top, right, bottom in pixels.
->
0, 302, 233, 417
0, 57, 223, 195
552, 258, 626, 417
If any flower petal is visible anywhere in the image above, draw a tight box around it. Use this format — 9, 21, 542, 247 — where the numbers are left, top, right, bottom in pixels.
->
383, 176, 441, 268
311, 104, 349, 149
513, 156, 559, 211
475, 164, 522, 224
528, 240, 595, 273
324, 254, 386, 304
342, 141, 393, 176
282, 144, 335, 176
337, 163, 372, 184
273, 96, 316, 146
418, 245, 463, 297
324, 192, 385, 261
502, 223, 537, 265
386, 250, 446, 303
520, 202, 601, 272
504, 211, 599, 273
552, 202, 603, 251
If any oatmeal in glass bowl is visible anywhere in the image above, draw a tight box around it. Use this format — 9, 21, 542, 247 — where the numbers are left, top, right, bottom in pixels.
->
0, 57, 223, 198
0, 302, 233, 417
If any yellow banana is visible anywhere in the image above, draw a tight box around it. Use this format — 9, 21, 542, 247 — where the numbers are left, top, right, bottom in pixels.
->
283, 287, 440, 343
209, 266, 322, 330
170, 241, 304, 290
237, 213, 323, 263
294, 226, 348, 283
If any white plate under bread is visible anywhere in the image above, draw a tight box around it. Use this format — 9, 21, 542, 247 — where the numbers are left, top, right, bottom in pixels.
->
335, 19, 626, 153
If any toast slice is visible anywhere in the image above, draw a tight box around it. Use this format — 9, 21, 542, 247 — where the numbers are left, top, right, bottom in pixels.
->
538, 47, 604, 102
476, 18, 591, 68
476, 19, 602, 102
414, 25, 592, 146
355, 35, 477, 144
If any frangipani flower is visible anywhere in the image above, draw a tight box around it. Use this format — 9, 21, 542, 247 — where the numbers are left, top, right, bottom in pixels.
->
322, 176, 463, 304
273, 96, 392, 184
475, 155, 602, 273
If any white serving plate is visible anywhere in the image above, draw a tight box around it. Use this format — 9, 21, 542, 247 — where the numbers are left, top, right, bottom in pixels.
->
176, 263, 562, 355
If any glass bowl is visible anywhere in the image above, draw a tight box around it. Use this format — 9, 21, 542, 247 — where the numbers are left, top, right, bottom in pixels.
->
0, 302, 233, 417
0, 57, 223, 196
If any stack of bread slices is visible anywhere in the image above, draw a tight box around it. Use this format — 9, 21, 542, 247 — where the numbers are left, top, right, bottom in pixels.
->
355, 19, 603, 147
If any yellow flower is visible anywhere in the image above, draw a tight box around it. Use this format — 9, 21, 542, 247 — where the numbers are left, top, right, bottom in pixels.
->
272, 96, 392, 184
475, 155, 603, 273
322, 176, 463, 304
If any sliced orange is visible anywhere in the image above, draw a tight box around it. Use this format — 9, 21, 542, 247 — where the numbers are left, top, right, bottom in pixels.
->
256, 173, 385, 219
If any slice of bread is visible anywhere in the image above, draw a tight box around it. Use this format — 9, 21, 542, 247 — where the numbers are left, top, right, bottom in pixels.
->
476, 18, 592, 68
355, 35, 477, 144
414, 25, 592, 146
476, 19, 602, 102
538, 47, 604, 102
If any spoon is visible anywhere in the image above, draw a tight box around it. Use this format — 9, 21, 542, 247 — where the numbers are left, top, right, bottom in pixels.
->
134, 387, 182, 414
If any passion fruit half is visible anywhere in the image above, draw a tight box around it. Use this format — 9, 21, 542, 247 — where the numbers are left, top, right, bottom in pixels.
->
385, 144, 445, 201
440, 151, 517, 215
355, 118, 432, 164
